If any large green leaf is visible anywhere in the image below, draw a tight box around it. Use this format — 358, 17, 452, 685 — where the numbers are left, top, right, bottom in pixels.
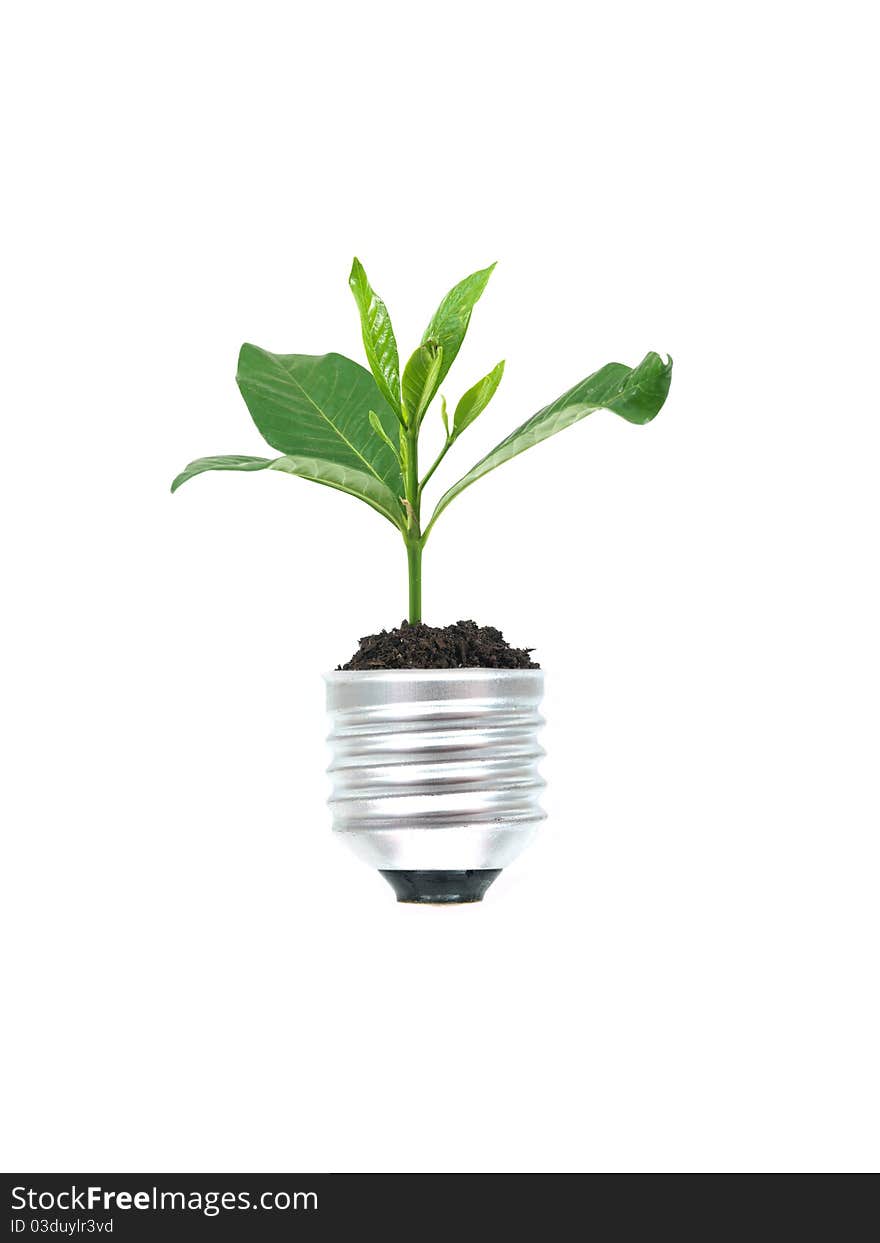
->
235, 345, 405, 526
426, 352, 672, 532
170, 451, 404, 527
402, 340, 443, 427
452, 360, 505, 438
348, 258, 402, 418
422, 262, 495, 387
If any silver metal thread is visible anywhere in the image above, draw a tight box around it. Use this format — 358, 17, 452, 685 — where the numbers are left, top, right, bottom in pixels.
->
325, 669, 546, 871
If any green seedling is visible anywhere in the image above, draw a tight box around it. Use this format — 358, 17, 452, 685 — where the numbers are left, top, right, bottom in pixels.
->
172, 261, 672, 621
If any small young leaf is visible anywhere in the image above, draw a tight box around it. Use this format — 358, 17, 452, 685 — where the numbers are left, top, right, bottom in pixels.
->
440, 395, 450, 438
369, 410, 401, 462
348, 258, 402, 418
426, 352, 673, 532
452, 360, 505, 438
422, 262, 495, 387
402, 340, 444, 426
398, 427, 409, 473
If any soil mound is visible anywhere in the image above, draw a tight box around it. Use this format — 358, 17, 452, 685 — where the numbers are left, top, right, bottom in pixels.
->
338, 619, 539, 671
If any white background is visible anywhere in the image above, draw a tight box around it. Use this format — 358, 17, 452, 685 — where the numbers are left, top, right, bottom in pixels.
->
2, 1, 878, 1173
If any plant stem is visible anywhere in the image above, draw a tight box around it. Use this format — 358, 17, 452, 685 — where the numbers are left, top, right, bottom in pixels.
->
418, 436, 453, 501
407, 540, 422, 622
404, 423, 422, 623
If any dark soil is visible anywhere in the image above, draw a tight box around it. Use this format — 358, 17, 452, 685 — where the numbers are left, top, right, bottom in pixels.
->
338, 619, 539, 671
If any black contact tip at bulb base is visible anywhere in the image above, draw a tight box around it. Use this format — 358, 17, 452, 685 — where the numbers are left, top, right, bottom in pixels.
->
380, 869, 502, 904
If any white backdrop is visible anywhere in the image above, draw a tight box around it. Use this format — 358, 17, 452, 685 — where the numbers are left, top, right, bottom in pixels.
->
3, 1, 878, 1173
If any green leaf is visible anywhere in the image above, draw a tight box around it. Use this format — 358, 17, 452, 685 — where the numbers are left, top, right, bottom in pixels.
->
267, 456, 406, 526
170, 451, 404, 527
422, 262, 495, 387
348, 258, 402, 417
171, 455, 275, 493
235, 345, 405, 527
369, 410, 401, 462
452, 360, 505, 438
426, 352, 672, 531
402, 340, 443, 427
